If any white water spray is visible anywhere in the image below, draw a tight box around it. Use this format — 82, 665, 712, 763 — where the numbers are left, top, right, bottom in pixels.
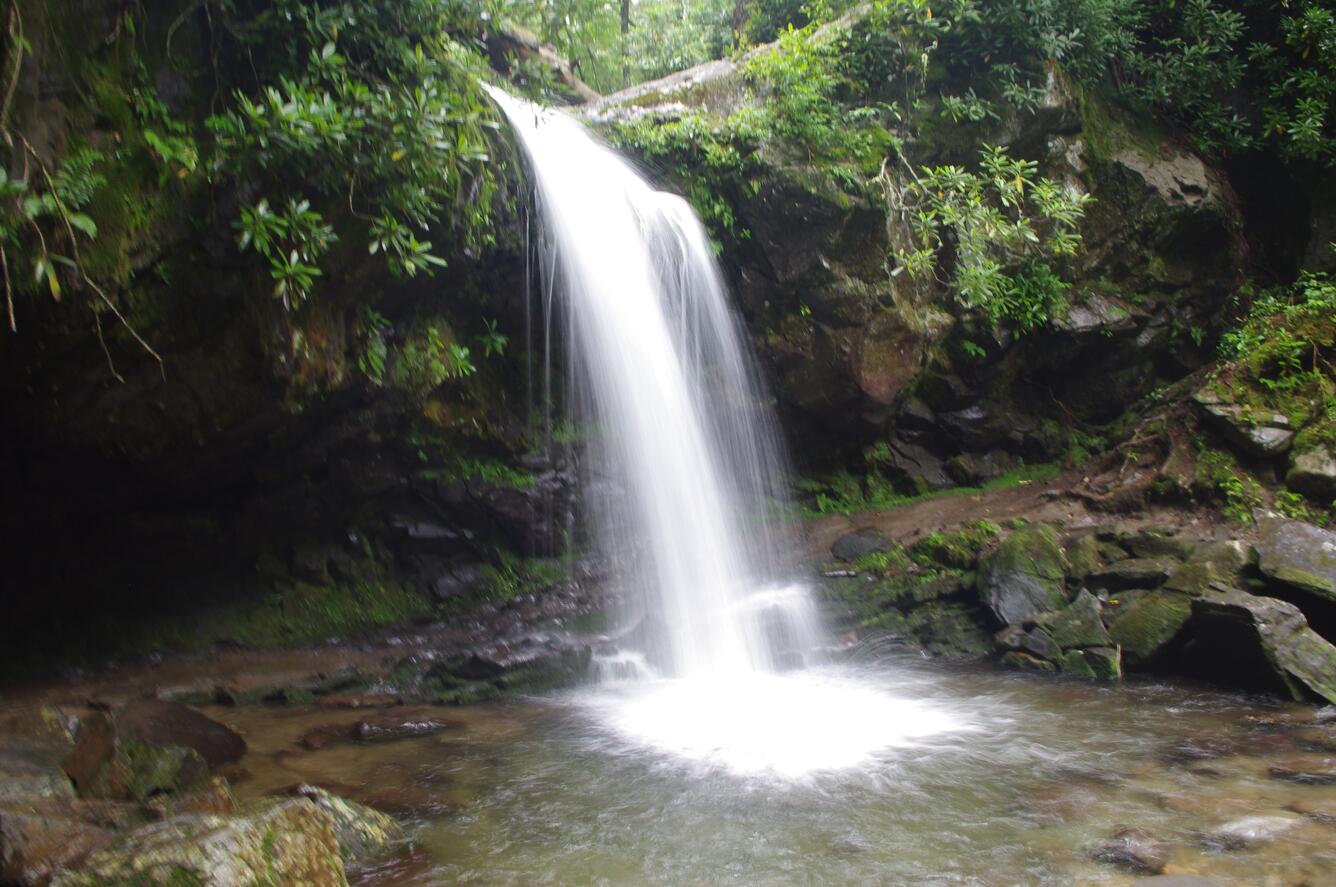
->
490, 89, 962, 776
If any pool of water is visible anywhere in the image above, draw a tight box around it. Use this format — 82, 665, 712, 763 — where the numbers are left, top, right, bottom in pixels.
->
212, 653, 1336, 886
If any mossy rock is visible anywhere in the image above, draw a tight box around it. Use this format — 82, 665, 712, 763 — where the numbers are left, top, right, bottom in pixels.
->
1059, 647, 1123, 681
1253, 515, 1336, 603
1064, 533, 1102, 581
51, 798, 347, 886
1107, 591, 1192, 666
979, 525, 1068, 625
1123, 531, 1196, 562
293, 785, 403, 861
1041, 590, 1112, 649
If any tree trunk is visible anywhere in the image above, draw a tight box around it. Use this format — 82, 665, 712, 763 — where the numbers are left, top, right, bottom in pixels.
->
620, 0, 631, 88
732, 0, 751, 46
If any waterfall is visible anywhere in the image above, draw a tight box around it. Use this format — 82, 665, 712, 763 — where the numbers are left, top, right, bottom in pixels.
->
490, 88, 961, 777
490, 87, 821, 679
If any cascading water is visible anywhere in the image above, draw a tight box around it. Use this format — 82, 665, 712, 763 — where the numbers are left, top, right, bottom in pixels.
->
490, 88, 962, 777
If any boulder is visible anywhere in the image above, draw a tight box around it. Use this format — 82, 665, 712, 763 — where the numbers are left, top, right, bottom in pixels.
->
1191, 590, 1336, 704
1091, 826, 1168, 874
1019, 627, 1061, 661
51, 798, 346, 886
1107, 591, 1192, 665
1041, 590, 1112, 648
831, 528, 894, 563
1192, 391, 1295, 457
979, 525, 1068, 625
293, 785, 404, 860
1163, 540, 1249, 596
1287, 440, 1336, 500
114, 701, 246, 767
1253, 514, 1336, 603
1063, 533, 1102, 581
61, 713, 210, 803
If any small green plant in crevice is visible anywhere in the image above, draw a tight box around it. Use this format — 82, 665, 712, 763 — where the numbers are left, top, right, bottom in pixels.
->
393, 322, 476, 392
852, 544, 911, 576
1195, 447, 1264, 524
910, 519, 1001, 569
480, 551, 567, 602
356, 307, 391, 385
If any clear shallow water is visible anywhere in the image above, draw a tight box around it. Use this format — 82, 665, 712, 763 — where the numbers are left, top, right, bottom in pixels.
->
215, 654, 1336, 887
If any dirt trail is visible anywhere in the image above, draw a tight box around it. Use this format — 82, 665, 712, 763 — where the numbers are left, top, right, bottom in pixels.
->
802, 471, 1237, 561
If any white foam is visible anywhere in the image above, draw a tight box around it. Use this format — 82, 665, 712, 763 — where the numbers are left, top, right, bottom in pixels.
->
579, 667, 967, 779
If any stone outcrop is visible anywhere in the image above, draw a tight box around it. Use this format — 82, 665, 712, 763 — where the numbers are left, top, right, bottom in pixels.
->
820, 518, 1336, 702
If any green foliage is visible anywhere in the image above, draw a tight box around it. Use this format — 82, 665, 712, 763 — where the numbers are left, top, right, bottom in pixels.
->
480, 551, 567, 601
394, 322, 477, 392
1216, 271, 1336, 440
208, 0, 501, 307
911, 519, 1001, 569
0, 146, 108, 307
357, 308, 391, 385
896, 145, 1091, 330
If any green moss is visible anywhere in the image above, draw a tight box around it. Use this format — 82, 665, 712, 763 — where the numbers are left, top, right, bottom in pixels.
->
910, 520, 1001, 569
800, 463, 1060, 517
1107, 590, 1192, 664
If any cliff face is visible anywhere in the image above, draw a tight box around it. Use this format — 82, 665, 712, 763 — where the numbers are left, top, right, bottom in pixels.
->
591, 50, 1257, 486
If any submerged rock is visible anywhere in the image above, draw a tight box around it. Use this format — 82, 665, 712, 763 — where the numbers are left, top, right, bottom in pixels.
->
1268, 755, 1336, 784
1092, 826, 1169, 874
980, 525, 1068, 625
50, 798, 346, 886
1203, 814, 1305, 850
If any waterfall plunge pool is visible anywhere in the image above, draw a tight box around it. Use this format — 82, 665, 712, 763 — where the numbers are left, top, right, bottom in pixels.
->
212, 651, 1336, 886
